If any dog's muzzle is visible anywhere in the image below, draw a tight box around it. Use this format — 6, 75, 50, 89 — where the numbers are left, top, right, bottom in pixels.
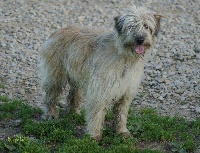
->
134, 36, 145, 54
135, 36, 145, 45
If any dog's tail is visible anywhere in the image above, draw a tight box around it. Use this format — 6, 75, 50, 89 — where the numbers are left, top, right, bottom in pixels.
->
39, 30, 69, 98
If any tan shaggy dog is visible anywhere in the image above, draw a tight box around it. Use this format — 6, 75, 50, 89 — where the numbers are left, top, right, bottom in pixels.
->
39, 6, 163, 141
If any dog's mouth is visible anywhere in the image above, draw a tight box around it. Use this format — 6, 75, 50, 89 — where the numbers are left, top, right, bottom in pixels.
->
133, 44, 151, 54
134, 45, 145, 54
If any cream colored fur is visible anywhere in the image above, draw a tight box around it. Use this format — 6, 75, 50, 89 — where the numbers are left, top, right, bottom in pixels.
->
39, 6, 162, 140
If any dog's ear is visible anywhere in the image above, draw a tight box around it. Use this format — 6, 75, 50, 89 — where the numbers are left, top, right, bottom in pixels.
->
154, 14, 164, 36
114, 16, 125, 35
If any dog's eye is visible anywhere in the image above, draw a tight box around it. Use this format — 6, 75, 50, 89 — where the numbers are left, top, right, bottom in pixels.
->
143, 24, 148, 29
128, 26, 133, 30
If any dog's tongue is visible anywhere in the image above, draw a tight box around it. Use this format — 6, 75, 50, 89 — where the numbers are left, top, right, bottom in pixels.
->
135, 45, 144, 54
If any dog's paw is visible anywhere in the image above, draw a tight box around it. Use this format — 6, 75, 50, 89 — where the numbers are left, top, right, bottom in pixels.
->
42, 112, 58, 120
118, 131, 133, 138
92, 135, 102, 142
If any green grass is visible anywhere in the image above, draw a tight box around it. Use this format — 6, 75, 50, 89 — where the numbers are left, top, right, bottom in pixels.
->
0, 98, 199, 153
0, 135, 49, 153
0, 98, 42, 121
128, 108, 200, 152
0, 82, 4, 88
0, 95, 10, 102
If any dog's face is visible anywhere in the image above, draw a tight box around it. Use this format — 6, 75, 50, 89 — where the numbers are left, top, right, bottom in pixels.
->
114, 6, 162, 56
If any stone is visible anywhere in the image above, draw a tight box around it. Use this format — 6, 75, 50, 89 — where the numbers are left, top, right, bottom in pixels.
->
78, 16, 85, 22
158, 96, 164, 101
19, 89, 25, 95
194, 46, 200, 53
180, 105, 188, 109
195, 106, 200, 113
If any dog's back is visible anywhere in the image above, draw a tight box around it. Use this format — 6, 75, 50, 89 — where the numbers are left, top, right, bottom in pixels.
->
40, 26, 100, 80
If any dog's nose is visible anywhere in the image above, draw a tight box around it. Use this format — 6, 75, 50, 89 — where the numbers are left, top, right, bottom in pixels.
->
135, 36, 145, 45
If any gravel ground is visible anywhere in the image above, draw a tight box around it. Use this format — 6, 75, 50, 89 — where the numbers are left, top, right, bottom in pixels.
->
0, 0, 200, 121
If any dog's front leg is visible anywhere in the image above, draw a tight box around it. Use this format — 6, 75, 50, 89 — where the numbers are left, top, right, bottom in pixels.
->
84, 74, 113, 141
113, 95, 133, 138
85, 104, 107, 141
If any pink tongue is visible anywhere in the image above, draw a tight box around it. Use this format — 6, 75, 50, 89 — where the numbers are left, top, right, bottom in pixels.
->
135, 46, 144, 54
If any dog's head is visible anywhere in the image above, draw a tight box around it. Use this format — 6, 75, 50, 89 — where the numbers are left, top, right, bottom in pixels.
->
114, 6, 163, 56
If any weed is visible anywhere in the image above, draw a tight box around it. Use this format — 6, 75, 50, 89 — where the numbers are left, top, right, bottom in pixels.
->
0, 83, 4, 88
1, 135, 49, 153
0, 95, 10, 102
168, 142, 187, 153
128, 108, 199, 151
0, 99, 42, 121
180, 101, 187, 105
139, 92, 146, 98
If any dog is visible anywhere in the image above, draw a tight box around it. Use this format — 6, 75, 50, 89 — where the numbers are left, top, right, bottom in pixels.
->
39, 6, 163, 141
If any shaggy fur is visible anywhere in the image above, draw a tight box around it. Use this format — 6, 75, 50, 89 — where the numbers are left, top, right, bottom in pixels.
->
39, 6, 162, 141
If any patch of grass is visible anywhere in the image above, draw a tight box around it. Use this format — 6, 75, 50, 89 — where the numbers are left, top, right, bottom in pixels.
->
139, 92, 146, 98
168, 142, 187, 153
128, 108, 200, 152
0, 83, 4, 88
0, 95, 10, 102
180, 100, 187, 105
0, 99, 22, 120
1, 134, 49, 153
0, 98, 199, 153
105, 109, 113, 121
57, 135, 104, 153
0, 99, 42, 121
0, 99, 22, 111
23, 118, 74, 140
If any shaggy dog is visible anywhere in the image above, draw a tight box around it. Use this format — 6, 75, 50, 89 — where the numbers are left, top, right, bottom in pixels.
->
39, 6, 163, 140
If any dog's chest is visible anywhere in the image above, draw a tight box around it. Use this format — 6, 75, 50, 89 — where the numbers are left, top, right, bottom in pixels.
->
105, 61, 143, 103
121, 62, 143, 86
107, 60, 144, 100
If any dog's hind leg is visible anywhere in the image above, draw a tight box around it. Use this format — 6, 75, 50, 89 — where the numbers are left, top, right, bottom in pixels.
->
40, 64, 67, 119
67, 85, 83, 114
39, 43, 67, 119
